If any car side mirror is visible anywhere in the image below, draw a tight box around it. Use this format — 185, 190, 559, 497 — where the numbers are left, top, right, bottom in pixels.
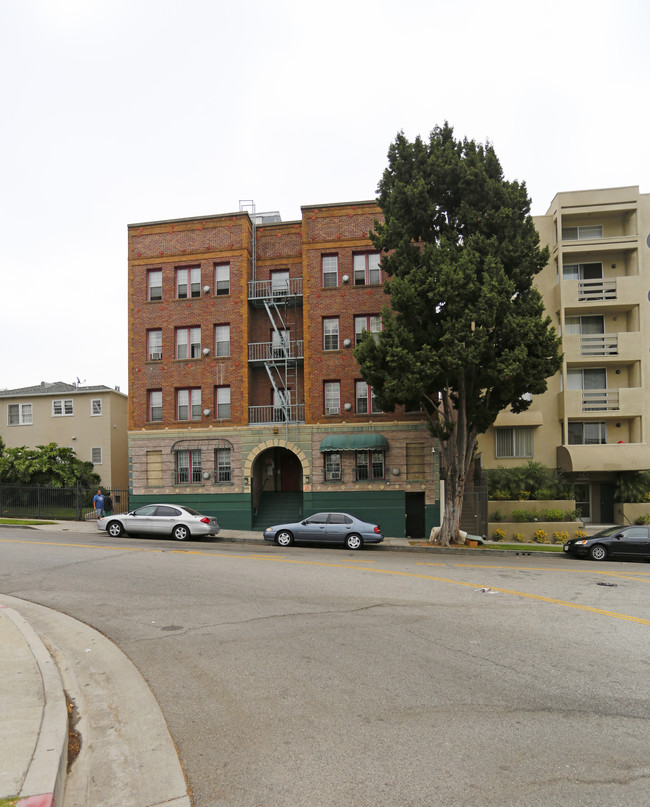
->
302, 520, 308, 525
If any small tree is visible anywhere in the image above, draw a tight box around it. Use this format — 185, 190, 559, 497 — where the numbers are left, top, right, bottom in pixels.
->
0, 442, 100, 488
355, 124, 562, 545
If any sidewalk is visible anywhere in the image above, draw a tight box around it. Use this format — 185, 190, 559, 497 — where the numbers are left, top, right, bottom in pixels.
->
1, 519, 557, 806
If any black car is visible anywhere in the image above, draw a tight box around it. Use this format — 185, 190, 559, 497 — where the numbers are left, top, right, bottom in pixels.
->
563, 525, 650, 561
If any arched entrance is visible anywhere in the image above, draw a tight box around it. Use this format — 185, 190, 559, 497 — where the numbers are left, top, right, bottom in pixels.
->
249, 445, 306, 528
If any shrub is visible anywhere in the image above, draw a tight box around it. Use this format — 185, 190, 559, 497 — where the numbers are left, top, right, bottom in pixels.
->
552, 531, 569, 544
574, 529, 587, 538
533, 529, 548, 544
512, 532, 525, 543
492, 528, 506, 542
485, 462, 574, 501
633, 514, 650, 525
541, 508, 564, 521
491, 510, 504, 522
511, 509, 535, 522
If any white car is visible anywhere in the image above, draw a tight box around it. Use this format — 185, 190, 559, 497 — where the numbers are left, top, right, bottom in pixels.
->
98, 503, 219, 541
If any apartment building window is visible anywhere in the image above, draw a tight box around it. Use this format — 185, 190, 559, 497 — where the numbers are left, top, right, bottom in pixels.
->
323, 318, 339, 350
495, 427, 534, 458
272, 329, 289, 358
176, 449, 202, 484
562, 224, 603, 240
566, 367, 607, 390
215, 386, 231, 420
355, 381, 382, 414
354, 315, 382, 345
324, 452, 341, 481
176, 266, 201, 298
148, 390, 162, 422
91, 399, 102, 416
177, 388, 201, 421
353, 252, 381, 285
563, 262, 602, 281
148, 329, 162, 361
8, 403, 32, 425
146, 450, 163, 486
322, 255, 338, 288
568, 421, 607, 445
91, 447, 102, 465
324, 381, 340, 415
52, 399, 73, 416
215, 263, 230, 295
564, 315, 604, 335
406, 443, 426, 480
176, 327, 201, 359
216, 448, 232, 482
271, 270, 290, 295
215, 324, 230, 357
356, 450, 385, 480
148, 270, 162, 301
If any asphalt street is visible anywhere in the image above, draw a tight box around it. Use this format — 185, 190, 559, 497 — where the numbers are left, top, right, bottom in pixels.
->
2, 527, 650, 807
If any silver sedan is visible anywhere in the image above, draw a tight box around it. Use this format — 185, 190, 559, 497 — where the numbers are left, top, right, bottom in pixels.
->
263, 512, 383, 550
98, 504, 220, 541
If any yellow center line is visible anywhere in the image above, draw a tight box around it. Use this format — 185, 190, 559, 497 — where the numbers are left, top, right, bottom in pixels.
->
2, 537, 649, 625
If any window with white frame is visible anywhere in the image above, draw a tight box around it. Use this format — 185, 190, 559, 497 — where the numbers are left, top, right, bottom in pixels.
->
354, 315, 381, 346
176, 327, 201, 359
175, 449, 202, 484
356, 450, 385, 480
353, 252, 381, 285
91, 447, 102, 465
176, 266, 201, 298
91, 399, 102, 416
562, 224, 603, 240
215, 448, 232, 482
272, 329, 289, 358
271, 270, 290, 295
215, 325, 230, 357
495, 427, 534, 458
148, 269, 162, 301
177, 388, 201, 421
148, 390, 162, 422
148, 329, 162, 361
355, 381, 381, 414
324, 381, 340, 415
568, 421, 607, 445
8, 403, 32, 425
323, 318, 339, 351
322, 255, 338, 288
324, 452, 341, 481
215, 386, 231, 420
52, 399, 73, 416
215, 263, 230, 295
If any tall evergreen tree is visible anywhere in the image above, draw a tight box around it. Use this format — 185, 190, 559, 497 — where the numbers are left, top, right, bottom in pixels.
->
355, 123, 562, 545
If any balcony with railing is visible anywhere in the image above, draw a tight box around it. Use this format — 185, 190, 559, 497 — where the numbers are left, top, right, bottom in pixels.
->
560, 275, 644, 310
559, 387, 644, 418
563, 332, 641, 362
248, 404, 305, 425
248, 277, 303, 305
248, 340, 304, 364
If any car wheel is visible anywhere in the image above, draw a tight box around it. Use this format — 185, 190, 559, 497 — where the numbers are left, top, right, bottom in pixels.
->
107, 521, 124, 538
589, 544, 608, 561
345, 533, 363, 550
276, 530, 293, 547
172, 524, 190, 541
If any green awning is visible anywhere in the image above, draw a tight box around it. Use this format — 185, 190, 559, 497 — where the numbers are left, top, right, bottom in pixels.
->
320, 433, 389, 452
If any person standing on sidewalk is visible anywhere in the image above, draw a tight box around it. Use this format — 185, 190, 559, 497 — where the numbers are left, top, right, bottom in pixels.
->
93, 489, 105, 519
103, 491, 113, 517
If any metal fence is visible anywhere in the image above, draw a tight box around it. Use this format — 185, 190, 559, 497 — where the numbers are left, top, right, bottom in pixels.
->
0, 485, 130, 522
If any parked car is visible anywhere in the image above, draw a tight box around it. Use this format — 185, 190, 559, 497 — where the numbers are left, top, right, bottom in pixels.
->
98, 504, 219, 541
263, 512, 383, 550
563, 525, 650, 561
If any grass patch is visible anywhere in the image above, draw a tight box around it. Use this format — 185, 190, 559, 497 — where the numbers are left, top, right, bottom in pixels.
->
0, 518, 58, 526
0, 797, 19, 807
484, 542, 563, 552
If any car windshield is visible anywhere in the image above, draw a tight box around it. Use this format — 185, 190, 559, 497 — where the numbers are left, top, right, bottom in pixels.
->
590, 526, 624, 538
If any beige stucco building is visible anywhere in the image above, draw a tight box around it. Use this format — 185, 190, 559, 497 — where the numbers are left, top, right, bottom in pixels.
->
478, 185, 650, 523
0, 381, 128, 489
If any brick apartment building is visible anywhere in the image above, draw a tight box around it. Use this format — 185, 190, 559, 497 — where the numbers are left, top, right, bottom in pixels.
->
128, 201, 439, 537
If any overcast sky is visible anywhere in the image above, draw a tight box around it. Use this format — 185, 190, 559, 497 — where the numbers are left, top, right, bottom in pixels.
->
1, 0, 648, 394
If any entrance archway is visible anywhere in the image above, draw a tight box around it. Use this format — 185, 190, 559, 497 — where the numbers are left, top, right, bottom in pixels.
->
253, 446, 303, 494
246, 441, 309, 529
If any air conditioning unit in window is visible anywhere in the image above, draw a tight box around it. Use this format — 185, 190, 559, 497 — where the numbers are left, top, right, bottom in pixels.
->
150, 352, 162, 361
327, 407, 340, 415
328, 471, 341, 481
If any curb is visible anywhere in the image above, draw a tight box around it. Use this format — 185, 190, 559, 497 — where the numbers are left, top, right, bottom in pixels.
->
1, 606, 68, 807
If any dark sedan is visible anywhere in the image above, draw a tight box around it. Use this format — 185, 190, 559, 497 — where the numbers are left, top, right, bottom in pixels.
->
563, 525, 650, 561
263, 512, 383, 550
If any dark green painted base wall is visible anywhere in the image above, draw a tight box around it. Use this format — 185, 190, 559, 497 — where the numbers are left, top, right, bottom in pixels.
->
129, 491, 440, 539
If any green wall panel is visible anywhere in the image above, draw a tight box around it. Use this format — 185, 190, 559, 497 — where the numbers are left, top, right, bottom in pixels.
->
129, 493, 253, 530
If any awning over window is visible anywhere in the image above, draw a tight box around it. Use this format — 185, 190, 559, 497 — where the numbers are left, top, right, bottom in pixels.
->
320, 433, 389, 452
